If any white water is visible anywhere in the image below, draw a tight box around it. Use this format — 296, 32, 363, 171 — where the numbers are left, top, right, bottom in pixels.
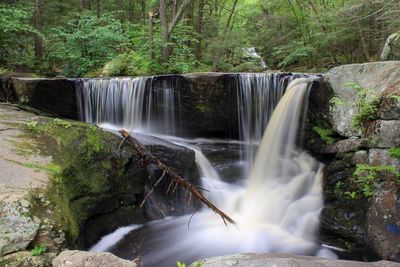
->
76, 77, 180, 135
235, 73, 315, 174
89, 78, 331, 266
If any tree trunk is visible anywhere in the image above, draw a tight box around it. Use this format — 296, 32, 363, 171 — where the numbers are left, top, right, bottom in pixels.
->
141, 0, 146, 22
148, 11, 155, 60
160, 0, 191, 61
224, 0, 238, 35
98, 0, 104, 17
34, 0, 43, 63
116, 0, 124, 21
159, 0, 170, 60
194, 0, 205, 62
129, 0, 135, 22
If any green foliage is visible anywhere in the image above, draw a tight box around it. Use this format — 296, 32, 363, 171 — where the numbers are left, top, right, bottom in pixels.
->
312, 126, 336, 145
329, 96, 345, 106
53, 118, 72, 129
46, 14, 128, 76
0, 3, 38, 69
177, 261, 202, 267
334, 181, 358, 200
347, 83, 379, 130
25, 121, 42, 133
389, 147, 400, 159
31, 245, 48, 256
353, 164, 400, 198
272, 40, 316, 68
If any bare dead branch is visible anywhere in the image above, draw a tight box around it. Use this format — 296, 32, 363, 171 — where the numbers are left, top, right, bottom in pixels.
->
119, 129, 235, 225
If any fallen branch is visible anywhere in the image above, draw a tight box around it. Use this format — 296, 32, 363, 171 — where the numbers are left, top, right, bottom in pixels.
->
119, 130, 235, 225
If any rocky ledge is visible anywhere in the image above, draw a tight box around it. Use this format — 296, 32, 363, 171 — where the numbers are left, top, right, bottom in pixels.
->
192, 253, 400, 267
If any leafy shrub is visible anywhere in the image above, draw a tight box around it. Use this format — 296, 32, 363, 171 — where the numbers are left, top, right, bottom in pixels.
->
353, 164, 400, 198
312, 126, 336, 145
31, 244, 47, 256
347, 83, 379, 130
389, 147, 400, 159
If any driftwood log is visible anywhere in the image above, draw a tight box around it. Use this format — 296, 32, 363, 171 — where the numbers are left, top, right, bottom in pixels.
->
119, 130, 235, 225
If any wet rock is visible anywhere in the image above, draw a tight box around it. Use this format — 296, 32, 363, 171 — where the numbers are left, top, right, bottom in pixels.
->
0, 251, 57, 267
312, 138, 366, 155
367, 187, 400, 261
0, 75, 16, 102
0, 202, 40, 256
52, 250, 139, 267
324, 61, 400, 137
192, 253, 400, 267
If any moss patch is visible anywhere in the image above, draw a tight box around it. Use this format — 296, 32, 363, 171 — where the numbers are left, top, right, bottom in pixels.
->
22, 117, 148, 247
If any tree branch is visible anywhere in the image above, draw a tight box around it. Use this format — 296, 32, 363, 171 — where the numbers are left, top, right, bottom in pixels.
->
119, 130, 235, 225
167, 0, 191, 36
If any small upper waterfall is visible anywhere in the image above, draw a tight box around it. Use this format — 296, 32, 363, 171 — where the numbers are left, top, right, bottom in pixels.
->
76, 76, 181, 135
91, 77, 331, 266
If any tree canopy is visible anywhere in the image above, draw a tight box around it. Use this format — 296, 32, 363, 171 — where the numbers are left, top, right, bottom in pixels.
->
0, 0, 399, 77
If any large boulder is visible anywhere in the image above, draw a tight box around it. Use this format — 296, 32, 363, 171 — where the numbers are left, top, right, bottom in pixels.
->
27, 118, 198, 249
192, 253, 400, 267
0, 202, 40, 256
308, 62, 400, 262
52, 250, 139, 267
380, 33, 400, 60
324, 61, 400, 137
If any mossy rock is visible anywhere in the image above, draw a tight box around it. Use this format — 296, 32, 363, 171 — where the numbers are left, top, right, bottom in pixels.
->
26, 118, 148, 248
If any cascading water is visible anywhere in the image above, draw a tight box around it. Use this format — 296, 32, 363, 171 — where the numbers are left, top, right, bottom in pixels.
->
86, 77, 333, 266
235, 73, 315, 174
76, 76, 181, 135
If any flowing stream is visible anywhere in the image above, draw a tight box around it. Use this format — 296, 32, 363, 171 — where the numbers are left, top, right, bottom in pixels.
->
77, 74, 332, 266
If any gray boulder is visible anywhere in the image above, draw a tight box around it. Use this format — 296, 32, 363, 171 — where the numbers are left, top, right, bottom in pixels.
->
52, 250, 139, 267
370, 120, 400, 148
324, 61, 400, 137
192, 253, 400, 267
0, 202, 40, 256
380, 33, 400, 60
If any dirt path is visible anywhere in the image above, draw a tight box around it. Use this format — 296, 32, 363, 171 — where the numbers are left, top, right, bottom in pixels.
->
0, 104, 51, 203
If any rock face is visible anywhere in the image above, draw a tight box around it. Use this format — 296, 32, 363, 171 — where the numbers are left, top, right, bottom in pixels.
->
52, 250, 139, 267
324, 61, 400, 137
11, 78, 78, 119
0, 202, 40, 256
308, 61, 400, 262
0, 251, 57, 267
192, 253, 400, 267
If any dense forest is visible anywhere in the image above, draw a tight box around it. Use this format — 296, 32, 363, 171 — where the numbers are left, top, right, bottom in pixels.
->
1, 0, 400, 77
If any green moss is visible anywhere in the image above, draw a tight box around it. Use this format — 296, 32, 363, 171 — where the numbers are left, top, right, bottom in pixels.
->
19, 116, 147, 246
389, 147, 400, 159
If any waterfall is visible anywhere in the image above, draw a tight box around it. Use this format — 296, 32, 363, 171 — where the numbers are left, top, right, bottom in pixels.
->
96, 77, 332, 266
76, 77, 181, 135
235, 73, 314, 174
